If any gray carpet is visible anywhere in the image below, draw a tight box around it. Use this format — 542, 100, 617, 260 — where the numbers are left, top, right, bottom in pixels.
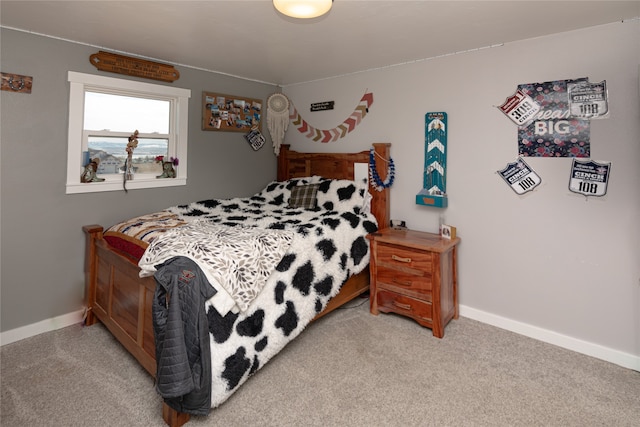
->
2, 298, 639, 427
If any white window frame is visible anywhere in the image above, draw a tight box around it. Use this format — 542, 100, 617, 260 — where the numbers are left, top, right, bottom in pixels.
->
66, 71, 190, 194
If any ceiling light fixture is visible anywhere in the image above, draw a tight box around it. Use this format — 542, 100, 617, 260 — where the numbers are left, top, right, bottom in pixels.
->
273, 0, 333, 19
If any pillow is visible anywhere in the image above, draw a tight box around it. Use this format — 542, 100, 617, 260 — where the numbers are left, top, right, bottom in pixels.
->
103, 211, 186, 260
315, 178, 370, 213
103, 234, 148, 261
256, 176, 323, 205
288, 183, 320, 209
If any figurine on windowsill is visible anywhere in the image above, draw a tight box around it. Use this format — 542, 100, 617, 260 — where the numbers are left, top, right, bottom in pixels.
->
81, 158, 105, 183
155, 155, 178, 178
124, 130, 139, 181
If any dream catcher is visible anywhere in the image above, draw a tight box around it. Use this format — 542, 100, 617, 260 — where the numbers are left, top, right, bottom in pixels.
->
266, 93, 290, 155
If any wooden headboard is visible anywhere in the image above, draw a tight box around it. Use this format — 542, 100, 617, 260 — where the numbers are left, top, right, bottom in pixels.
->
277, 143, 391, 229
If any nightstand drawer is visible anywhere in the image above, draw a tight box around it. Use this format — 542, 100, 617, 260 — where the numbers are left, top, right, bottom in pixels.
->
377, 268, 432, 295
376, 290, 433, 323
377, 244, 433, 273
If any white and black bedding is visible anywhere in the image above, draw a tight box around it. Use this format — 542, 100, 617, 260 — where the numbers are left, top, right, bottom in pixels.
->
105, 176, 378, 413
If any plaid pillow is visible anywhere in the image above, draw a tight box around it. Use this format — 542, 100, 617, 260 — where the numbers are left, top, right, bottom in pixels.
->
256, 176, 323, 205
288, 183, 319, 209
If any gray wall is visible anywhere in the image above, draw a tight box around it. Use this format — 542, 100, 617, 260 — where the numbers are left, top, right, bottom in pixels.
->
0, 28, 277, 331
283, 21, 640, 367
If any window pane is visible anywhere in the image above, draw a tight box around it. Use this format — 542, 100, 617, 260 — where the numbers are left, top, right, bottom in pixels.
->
88, 136, 168, 175
84, 91, 170, 133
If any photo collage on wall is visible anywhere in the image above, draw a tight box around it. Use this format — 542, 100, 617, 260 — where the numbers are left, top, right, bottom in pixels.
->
202, 91, 262, 133
497, 78, 611, 198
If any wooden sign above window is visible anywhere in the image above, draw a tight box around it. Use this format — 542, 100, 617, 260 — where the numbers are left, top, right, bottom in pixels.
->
89, 51, 180, 83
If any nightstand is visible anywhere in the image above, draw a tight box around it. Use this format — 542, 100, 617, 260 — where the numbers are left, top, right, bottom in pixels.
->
368, 228, 460, 338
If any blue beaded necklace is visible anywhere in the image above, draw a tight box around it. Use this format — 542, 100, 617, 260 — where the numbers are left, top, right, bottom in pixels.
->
368, 148, 395, 192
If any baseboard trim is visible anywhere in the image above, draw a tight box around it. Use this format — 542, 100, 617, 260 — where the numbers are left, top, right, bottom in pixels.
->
3, 306, 639, 372
0, 309, 84, 346
460, 305, 639, 372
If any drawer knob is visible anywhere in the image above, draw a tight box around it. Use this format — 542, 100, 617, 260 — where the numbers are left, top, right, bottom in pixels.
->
391, 254, 411, 263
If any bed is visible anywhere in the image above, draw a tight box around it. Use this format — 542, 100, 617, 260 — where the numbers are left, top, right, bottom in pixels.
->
82, 143, 391, 426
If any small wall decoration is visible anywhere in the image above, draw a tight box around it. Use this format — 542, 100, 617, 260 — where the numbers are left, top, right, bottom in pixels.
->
90, 51, 179, 82
245, 128, 266, 151
310, 101, 334, 111
497, 157, 542, 195
202, 92, 262, 133
1, 72, 32, 94
568, 159, 611, 197
290, 90, 373, 142
498, 89, 540, 126
568, 80, 609, 119
416, 112, 448, 208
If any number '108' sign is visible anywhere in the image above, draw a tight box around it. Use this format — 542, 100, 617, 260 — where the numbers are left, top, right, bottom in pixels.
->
497, 158, 542, 195
568, 159, 610, 197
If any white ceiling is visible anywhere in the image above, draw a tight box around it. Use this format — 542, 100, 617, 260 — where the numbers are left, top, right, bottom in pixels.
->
2, 1, 638, 87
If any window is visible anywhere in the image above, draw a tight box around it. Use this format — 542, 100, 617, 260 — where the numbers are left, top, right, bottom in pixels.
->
66, 71, 190, 194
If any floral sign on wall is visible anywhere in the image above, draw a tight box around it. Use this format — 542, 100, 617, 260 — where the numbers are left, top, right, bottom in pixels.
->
517, 79, 591, 157
499, 79, 592, 157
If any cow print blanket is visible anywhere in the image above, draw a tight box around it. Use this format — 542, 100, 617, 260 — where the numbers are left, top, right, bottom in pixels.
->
152, 176, 378, 409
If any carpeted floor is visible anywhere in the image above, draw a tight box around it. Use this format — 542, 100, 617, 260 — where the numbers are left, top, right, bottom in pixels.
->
2, 298, 639, 426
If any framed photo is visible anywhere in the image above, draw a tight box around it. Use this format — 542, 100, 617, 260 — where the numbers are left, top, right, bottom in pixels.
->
440, 224, 456, 240
202, 91, 262, 132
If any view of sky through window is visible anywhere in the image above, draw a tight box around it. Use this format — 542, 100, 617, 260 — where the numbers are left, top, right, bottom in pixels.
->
84, 91, 170, 132
84, 92, 171, 174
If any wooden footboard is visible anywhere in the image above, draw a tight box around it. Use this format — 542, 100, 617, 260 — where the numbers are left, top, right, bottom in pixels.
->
83, 224, 157, 376
83, 143, 391, 427
85, 224, 190, 426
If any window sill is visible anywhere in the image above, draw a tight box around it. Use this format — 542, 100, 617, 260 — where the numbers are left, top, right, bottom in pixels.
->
66, 176, 186, 194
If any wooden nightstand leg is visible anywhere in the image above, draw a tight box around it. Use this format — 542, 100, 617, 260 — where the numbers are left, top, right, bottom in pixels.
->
370, 293, 379, 315
432, 327, 444, 339
368, 237, 380, 316
431, 302, 444, 338
453, 246, 459, 319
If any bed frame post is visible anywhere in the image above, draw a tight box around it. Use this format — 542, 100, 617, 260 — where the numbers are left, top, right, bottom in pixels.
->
277, 144, 291, 180
83, 224, 103, 326
162, 403, 190, 427
371, 142, 391, 229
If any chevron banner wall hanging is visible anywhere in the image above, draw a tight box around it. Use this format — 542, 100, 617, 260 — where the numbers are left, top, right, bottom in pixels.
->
289, 91, 373, 142
416, 112, 448, 208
